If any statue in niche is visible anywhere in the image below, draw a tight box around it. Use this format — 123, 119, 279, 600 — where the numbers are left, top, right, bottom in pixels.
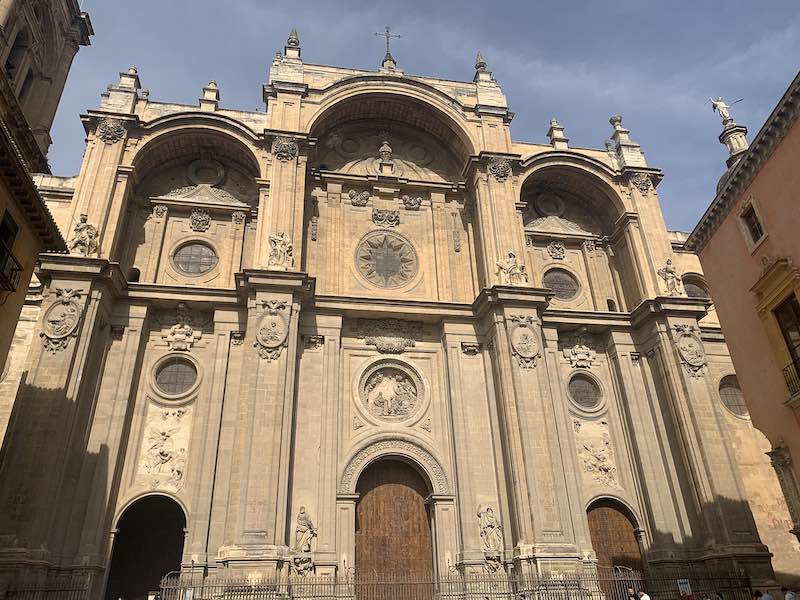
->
364, 368, 418, 419
657, 258, 682, 296
477, 504, 503, 572
268, 232, 294, 268
294, 506, 317, 553
496, 250, 528, 286
67, 214, 99, 257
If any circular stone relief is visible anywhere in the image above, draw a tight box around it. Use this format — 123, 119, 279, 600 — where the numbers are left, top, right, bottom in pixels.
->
42, 298, 81, 340
359, 361, 424, 422
356, 231, 418, 289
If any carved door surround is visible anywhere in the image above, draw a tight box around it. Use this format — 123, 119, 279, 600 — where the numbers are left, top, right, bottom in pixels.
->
336, 436, 456, 576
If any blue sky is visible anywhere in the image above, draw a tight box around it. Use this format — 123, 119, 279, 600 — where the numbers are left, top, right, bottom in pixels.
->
55, 1, 800, 231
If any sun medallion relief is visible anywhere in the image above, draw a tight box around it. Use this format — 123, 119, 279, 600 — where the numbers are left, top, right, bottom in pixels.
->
358, 361, 424, 423
356, 231, 418, 289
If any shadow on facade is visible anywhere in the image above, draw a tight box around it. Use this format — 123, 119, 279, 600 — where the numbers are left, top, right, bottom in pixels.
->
0, 377, 113, 595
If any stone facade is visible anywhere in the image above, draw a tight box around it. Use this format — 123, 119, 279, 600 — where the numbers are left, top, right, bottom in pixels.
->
0, 31, 797, 595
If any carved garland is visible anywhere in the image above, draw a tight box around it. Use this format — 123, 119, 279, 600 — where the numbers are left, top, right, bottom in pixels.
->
372, 208, 400, 228
272, 136, 299, 162
96, 118, 126, 144
357, 318, 422, 353
339, 439, 450, 494
40, 288, 84, 354
349, 190, 370, 207
488, 158, 512, 182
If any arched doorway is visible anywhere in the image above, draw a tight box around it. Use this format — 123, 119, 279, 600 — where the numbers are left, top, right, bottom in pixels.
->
105, 495, 186, 600
587, 499, 643, 574
355, 459, 433, 580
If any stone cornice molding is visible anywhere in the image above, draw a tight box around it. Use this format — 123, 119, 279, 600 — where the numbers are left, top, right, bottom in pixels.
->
687, 71, 800, 252
472, 285, 552, 318
36, 255, 127, 297
236, 269, 316, 304
462, 151, 522, 181
630, 297, 710, 329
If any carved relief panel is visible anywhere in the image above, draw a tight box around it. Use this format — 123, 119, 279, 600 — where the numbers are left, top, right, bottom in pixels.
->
136, 406, 192, 492
573, 419, 619, 489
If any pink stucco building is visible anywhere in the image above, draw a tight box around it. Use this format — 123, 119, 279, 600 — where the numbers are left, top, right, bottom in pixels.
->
687, 72, 800, 543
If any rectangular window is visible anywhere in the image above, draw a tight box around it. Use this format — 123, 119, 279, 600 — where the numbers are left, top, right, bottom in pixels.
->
741, 205, 764, 244
775, 295, 800, 367
0, 211, 19, 249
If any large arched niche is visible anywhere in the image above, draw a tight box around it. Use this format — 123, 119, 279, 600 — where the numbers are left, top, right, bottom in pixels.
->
308, 91, 474, 183
130, 127, 260, 200
106, 494, 187, 600
519, 162, 626, 237
338, 437, 450, 496
585, 496, 644, 573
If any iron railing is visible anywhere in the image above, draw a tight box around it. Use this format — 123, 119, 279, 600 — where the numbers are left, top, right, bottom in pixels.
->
5, 572, 90, 600
160, 568, 752, 600
782, 359, 800, 398
0, 239, 23, 292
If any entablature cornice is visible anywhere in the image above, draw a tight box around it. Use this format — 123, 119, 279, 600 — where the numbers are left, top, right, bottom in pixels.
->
263, 80, 310, 100
37, 255, 127, 298
541, 309, 632, 331
311, 170, 466, 193
472, 285, 551, 318
621, 166, 663, 189
630, 297, 710, 329
236, 269, 316, 305
462, 151, 522, 181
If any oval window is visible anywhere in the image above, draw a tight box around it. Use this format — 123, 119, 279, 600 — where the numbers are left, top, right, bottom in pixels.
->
173, 242, 218, 275
568, 373, 602, 409
719, 375, 748, 417
543, 268, 580, 300
155, 357, 198, 395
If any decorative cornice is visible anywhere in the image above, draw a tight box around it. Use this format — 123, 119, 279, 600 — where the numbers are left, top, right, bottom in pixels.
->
687, 71, 800, 252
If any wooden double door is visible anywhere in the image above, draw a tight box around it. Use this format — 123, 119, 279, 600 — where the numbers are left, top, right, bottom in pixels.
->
355, 459, 434, 580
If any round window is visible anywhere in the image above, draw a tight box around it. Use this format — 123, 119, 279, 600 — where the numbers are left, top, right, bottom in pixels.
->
173, 243, 218, 275
356, 231, 418, 289
719, 375, 748, 417
569, 373, 602, 409
543, 268, 580, 300
155, 358, 198, 395
683, 278, 710, 299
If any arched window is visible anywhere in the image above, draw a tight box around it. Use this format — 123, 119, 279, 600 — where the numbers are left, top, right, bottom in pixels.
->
683, 276, 710, 299
719, 375, 748, 417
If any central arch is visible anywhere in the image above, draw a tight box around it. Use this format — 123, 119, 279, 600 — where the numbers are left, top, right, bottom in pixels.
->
355, 458, 434, 582
105, 495, 186, 600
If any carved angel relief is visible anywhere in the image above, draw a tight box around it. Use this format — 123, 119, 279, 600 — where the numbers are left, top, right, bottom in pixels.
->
573, 419, 618, 488
40, 288, 84, 354
139, 408, 190, 491
508, 315, 540, 369
254, 300, 289, 360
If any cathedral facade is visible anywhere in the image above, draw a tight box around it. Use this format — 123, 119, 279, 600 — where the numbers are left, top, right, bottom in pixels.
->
0, 31, 798, 598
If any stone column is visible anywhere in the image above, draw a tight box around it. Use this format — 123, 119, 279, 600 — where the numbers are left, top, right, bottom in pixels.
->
335, 495, 358, 573
219, 271, 312, 572
467, 156, 527, 289
0, 258, 126, 580
428, 495, 458, 576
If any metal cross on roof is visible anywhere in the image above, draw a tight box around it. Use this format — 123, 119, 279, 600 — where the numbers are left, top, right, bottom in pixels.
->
374, 26, 401, 56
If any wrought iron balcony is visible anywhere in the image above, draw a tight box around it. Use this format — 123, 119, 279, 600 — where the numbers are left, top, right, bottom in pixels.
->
783, 359, 800, 398
0, 241, 22, 292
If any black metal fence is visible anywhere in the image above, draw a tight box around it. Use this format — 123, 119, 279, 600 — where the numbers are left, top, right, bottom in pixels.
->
5, 573, 90, 600
159, 568, 752, 600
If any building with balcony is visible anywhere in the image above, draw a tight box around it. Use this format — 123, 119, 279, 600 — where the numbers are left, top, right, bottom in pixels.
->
687, 72, 800, 545
0, 0, 92, 388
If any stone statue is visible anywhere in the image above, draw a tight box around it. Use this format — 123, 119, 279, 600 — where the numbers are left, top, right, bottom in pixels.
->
294, 506, 317, 553
477, 505, 503, 572
709, 97, 731, 122
67, 214, 99, 257
657, 258, 682, 296
268, 232, 294, 268
496, 251, 528, 286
